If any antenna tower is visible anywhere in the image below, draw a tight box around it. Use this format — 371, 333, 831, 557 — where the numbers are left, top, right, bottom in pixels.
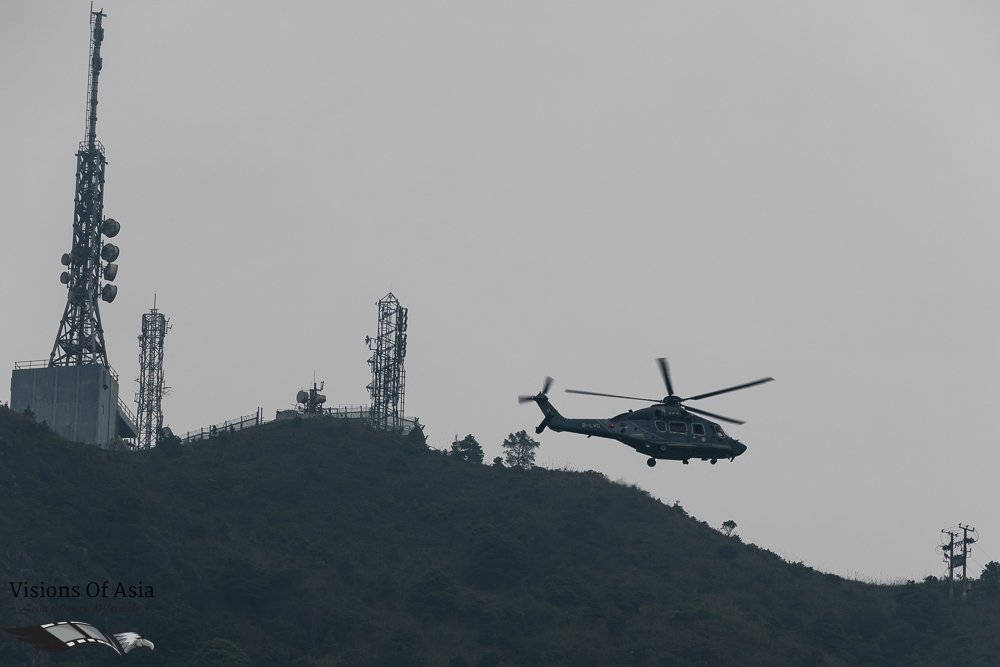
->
135, 300, 170, 449
366, 293, 408, 431
296, 380, 327, 415
50, 8, 123, 368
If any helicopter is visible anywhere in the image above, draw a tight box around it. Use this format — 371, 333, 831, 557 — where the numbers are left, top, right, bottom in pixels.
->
519, 358, 772, 467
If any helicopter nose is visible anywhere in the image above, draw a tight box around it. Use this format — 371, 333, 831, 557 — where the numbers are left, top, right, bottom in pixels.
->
734, 442, 747, 456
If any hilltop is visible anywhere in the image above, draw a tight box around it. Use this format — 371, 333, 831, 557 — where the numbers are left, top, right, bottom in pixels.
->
1, 406, 998, 666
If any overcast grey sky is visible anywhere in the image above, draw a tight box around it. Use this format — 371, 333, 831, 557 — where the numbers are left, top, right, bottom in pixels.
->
3, 1, 999, 581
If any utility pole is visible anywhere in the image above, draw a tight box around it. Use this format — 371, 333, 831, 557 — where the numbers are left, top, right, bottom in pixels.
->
960, 524, 977, 600
941, 529, 958, 599
940, 525, 978, 600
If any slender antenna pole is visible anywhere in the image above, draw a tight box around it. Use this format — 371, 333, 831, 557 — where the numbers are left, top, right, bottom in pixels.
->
50, 7, 119, 369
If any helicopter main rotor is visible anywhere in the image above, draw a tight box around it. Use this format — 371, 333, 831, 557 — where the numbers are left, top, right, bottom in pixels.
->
565, 358, 773, 425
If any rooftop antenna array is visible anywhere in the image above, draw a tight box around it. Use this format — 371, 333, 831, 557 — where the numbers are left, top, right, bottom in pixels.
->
135, 299, 170, 449
366, 293, 408, 431
296, 380, 327, 415
50, 7, 124, 368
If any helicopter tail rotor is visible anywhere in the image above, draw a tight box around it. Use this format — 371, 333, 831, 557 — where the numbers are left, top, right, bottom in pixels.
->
519, 377, 558, 433
518, 376, 554, 404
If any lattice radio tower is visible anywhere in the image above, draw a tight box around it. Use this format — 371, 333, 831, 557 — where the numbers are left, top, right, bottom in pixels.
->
135, 300, 170, 449
366, 293, 408, 431
50, 8, 123, 368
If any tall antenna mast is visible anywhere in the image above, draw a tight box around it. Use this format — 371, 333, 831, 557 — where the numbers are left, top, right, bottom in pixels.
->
135, 300, 170, 449
50, 7, 123, 368
84, 4, 103, 150
366, 293, 408, 431
10, 7, 136, 449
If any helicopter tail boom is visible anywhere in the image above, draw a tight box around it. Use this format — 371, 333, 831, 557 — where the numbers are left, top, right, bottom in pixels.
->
529, 394, 566, 434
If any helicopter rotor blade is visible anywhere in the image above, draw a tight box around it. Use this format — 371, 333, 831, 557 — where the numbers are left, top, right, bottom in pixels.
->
519, 376, 555, 404
682, 377, 774, 402
565, 389, 661, 402
683, 405, 746, 425
657, 358, 674, 397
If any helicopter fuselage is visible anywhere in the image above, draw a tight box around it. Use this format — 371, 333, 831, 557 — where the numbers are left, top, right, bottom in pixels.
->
533, 399, 747, 463
520, 360, 770, 466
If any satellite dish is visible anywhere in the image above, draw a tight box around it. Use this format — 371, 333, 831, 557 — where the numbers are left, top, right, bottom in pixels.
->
101, 284, 117, 303
296, 390, 309, 404
61, 253, 72, 266
316, 394, 327, 404
101, 218, 120, 238
101, 244, 119, 262
60, 272, 71, 284
160, 426, 173, 439
103, 263, 118, 281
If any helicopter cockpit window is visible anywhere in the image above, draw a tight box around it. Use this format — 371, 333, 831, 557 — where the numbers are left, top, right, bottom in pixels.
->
714, 425, 726, 438
691, 423, 705, 436
655, 421, 666, 432
668, 422, 687, 434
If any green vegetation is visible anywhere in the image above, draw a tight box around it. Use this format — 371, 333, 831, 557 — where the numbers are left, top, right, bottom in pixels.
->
1, 405, 999, 666
450, 435, 484, 464
501, 430, 540, 470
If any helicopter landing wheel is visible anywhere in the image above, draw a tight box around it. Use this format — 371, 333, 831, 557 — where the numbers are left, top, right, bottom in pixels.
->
646, 458, 656, 468
710, 458, 718, 465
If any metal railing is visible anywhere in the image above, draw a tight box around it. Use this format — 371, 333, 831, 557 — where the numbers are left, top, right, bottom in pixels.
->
172, 405, 419, 444
321, 405, 418, 433
117, 396, 137, 426
323, 404, 371, 418
180, 409, 264, 443
13, 359, 120, 382
79, 139, 105, 154
13, 359, 49, 370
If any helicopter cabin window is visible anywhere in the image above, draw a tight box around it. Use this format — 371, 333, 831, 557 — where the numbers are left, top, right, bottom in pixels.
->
655, 421, 666, 432
668, 422, 687, 434
691, 423, 705, 436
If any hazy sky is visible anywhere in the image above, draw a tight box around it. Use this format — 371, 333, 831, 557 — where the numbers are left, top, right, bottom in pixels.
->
3, 1, 999, 581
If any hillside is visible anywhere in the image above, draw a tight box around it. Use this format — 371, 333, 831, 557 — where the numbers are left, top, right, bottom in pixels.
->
1, 406, 998, 666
